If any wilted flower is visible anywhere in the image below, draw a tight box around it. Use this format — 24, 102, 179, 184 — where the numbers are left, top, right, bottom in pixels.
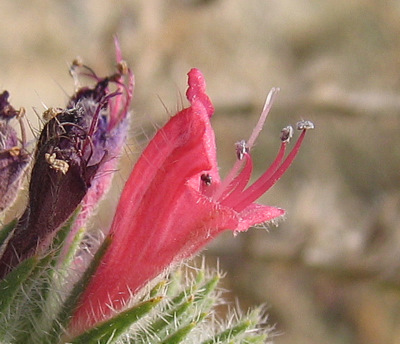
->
0, 91, 30, 214
66, 40, 134, 245
70, 68, 313, 334
0, 43, 133, 279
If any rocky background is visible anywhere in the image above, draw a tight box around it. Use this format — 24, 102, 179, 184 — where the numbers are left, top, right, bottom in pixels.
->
1, 1, 400, 343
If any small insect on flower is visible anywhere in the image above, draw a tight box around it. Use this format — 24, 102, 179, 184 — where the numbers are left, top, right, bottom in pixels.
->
0, 91, 30, 214
201, 173, 213, 185
42, 107, 63, 122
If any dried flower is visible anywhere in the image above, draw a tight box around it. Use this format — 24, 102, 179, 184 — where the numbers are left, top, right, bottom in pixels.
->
66, 39, 134, 245
0, 43, 133, 278
0, 91, 30, 214
70, 68, 313, 334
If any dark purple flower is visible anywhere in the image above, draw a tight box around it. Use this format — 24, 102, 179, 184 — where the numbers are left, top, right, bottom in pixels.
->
0, 46, 133, 279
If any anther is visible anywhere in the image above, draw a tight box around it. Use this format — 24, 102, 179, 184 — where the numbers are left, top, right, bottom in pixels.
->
72, 57, 84, 68
8, 146, 21, 157
280, 126, 293, 143
17, 107, 25, 119
43, 107, 63, 122
117, 60, 129, 75
296, 120, 315, 131
235, 140, 249, 160
45, 152, 70, 174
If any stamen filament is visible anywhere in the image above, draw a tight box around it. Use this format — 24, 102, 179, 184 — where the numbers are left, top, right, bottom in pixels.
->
82, 90, 121, 155
213, 88, 279, 200
222, 140, 286, 208
219, 153, 253, 204
232, 129, 307, 212
247, 88, 279, 150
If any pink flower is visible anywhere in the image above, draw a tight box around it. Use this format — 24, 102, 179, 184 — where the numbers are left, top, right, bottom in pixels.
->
70, 68, 312, 334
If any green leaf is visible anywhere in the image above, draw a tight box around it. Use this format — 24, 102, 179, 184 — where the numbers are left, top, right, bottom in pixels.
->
69, 296, 163, 344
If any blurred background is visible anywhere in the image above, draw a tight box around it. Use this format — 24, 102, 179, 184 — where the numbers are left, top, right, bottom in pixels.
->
1, 1, 400, 343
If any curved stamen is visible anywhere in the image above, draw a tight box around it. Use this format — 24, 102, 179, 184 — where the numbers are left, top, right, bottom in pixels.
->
82, 90, 121, 155
213, 88, 279, 200
219, 153, 253, 205
222, 138, 286, 208
232, 129, 307, 212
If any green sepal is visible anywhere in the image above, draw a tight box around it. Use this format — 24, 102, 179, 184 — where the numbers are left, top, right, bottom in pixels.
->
11, 253, 57, 344
165, 274, 219, 328
149, 280, 167, 298
161, 269, 205, 311
160, 312, 207, 344
9, 252, 55, 318
50, 207, 82, 269
0, 256, 38, 316
242, 334, 269, 343
143, 271, 208, 335
201, 308, 268, 344
200, 320, 252, 344
137, 273, 219, 342
42, 235, 113, 344
0, 218, 17, 247
148, 294, 194, 335
69, 296, 163, 344
193, 275, 219, 303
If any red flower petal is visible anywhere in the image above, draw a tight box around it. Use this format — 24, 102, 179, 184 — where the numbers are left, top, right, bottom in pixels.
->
70, 68, 310, 334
